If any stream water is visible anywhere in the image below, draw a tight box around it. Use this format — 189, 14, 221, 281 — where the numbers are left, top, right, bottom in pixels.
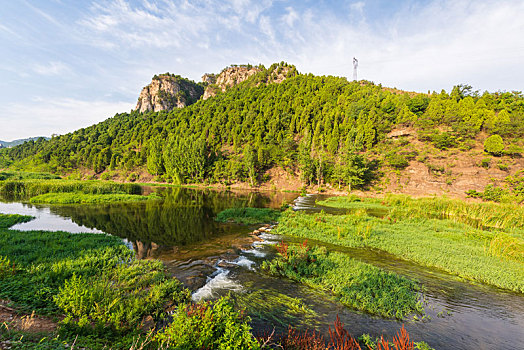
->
1, 187, 523, 349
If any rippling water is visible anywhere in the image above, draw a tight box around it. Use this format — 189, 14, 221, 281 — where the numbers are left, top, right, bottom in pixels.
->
1, 188, 523, 349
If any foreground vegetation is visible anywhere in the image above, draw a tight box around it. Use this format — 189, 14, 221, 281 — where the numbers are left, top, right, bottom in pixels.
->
262, 242, 423, 319
0, 214, 258, 349
277, 195, 524, 292
0, 213, 433, 349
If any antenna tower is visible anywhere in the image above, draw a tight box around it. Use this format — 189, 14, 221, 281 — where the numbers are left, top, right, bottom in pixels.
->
353, 57, 358, 81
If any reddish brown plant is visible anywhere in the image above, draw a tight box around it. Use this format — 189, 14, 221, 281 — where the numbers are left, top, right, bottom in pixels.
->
392, 324, 414, 350
328, 315, 361, 350
280, 326, 327, 350
276, 240, 289, 259
376, 336, 391, 350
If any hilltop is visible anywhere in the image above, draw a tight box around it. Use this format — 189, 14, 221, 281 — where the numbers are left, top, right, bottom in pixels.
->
1, 62, 523, 203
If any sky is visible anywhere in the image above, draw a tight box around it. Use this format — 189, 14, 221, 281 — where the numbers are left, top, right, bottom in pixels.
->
0, 0, 523, 141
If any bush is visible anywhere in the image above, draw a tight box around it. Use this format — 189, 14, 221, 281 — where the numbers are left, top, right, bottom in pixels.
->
484, 135, 504, 156
497, 162, 509, 171
154, 297, 260, 349
55, 261, 190, 334
431, 132, 457, 150
480, 158, 491, 169
386, 153, 409, 169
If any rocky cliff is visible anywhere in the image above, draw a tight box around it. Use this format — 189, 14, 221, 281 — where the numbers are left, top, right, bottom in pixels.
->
202, 63, 296, 100
135, 74, 203, 113
135, 63, 298, 112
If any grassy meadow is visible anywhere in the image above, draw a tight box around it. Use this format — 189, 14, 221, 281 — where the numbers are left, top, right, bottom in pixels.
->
262, 242, 424, 319
0, 178, 142, 200
276, 195, 524, 293
0, 172, 158, 205
29, 191, 159, 204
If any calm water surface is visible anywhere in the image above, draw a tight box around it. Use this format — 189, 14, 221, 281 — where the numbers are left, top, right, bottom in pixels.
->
1, 187, 523, 349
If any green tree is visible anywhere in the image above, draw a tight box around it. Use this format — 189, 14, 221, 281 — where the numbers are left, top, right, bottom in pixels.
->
484, 135, 504, 156
147, 137, 165, 175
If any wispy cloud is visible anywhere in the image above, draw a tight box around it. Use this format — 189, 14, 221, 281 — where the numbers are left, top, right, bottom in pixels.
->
78, 0, 274, 50
32, 61, 71, 76
1, 0, 523, 140
282, 6, 298, 27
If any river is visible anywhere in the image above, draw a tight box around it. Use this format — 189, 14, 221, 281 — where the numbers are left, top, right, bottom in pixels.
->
1, 187, 523, 349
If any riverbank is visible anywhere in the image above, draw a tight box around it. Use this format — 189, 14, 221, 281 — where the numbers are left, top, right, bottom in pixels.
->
276, 195, 524, 293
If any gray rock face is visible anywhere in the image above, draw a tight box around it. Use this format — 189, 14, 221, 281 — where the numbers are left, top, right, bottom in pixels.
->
202, 65, 295, 100
135, 64, 297, 110
202, 66, 261, 100
201, 73, 216, 84
135, 74, 203, 113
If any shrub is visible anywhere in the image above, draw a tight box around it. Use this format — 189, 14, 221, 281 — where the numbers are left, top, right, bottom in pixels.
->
497, 162, 509, 171
480, 158, 491, 169
100, 172, 112, 180
154, 297, 260, 349
386, 153, 409, 169
431, 132, 457, 150
55, 262, 190, 334
484, 135, 504, 156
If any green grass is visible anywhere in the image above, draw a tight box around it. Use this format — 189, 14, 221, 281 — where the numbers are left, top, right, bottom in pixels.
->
29, 192, 155, 204
262, 243, 423, 319
318, 195, 388, 210
0, 179, 142, 200
281, 195, 524, 293
0, 213, 33, 228
0, 170, 61, 180
0, 214, 189, 345
318, 194, 524, 230
0, 214, 262, 349
215, 207, 281, 225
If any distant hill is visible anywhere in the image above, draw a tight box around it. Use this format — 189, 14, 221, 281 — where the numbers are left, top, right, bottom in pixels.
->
0, 137, 49, 149
1, 62, 523, 201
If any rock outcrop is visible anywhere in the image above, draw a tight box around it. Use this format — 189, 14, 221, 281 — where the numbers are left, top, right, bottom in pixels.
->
135, 74, 204, 113
202, 63, 296, 100
135, 63, 298, 111
202, 66, 261, 100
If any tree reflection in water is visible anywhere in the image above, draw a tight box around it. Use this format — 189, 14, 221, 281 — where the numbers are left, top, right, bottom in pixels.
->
47, 187, 296, 259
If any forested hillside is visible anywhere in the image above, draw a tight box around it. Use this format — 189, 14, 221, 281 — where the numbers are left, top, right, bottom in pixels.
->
1, 62, 523, 200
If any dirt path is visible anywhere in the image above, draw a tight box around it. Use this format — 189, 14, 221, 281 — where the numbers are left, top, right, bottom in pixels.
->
0, 300, 58, 333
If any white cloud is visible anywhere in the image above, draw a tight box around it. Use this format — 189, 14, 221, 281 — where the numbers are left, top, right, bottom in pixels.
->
0, 98, 134, 141
258, 15, 275, 42
32, 61, 71, 76
282, 6, 298, 27
2, 0, 524, 141
277, 0, 524, 92
350, 1, 365, 15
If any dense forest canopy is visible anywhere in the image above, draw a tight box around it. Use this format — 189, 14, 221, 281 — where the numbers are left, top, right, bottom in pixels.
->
1, 62, 523, 189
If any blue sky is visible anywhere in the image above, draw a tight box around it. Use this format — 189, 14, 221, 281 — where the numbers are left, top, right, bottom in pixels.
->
1, 0, 523, 140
